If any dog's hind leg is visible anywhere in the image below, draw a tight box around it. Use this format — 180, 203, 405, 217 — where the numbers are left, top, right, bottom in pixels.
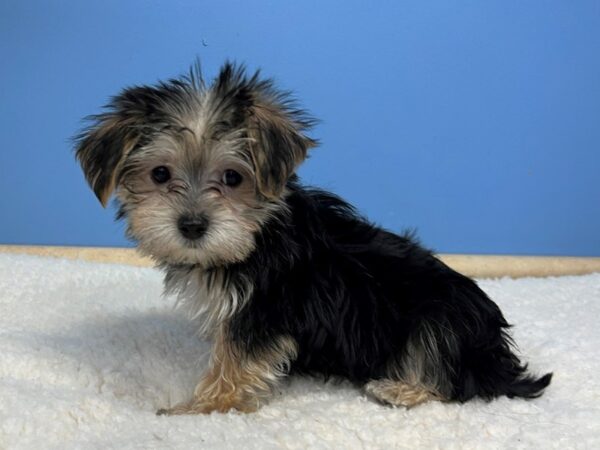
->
364, 319, 456, 408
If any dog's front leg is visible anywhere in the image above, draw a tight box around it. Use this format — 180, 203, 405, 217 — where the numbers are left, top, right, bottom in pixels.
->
158, 326, 298, 415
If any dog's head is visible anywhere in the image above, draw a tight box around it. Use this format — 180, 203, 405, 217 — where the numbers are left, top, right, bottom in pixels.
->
75, 62, 316, 267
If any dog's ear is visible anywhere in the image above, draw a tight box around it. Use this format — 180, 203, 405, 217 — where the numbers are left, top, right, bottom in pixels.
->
214, 63, 317, 199
246, 95, 317, 198
75, 86, 165, 207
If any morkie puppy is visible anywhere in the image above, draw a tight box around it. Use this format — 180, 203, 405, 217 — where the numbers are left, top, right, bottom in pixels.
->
75, 61, 551, 414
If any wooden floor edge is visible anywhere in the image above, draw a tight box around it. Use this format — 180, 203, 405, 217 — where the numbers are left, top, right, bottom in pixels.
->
1, 244, 599, 279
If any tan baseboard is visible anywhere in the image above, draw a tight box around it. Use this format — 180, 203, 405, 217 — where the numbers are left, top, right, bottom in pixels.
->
439, 254, 600, 278
0, 245, 150, 267
1, 244, 599, 279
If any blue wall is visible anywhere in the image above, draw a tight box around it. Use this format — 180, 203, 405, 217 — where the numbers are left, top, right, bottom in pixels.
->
1, 0, 599, 256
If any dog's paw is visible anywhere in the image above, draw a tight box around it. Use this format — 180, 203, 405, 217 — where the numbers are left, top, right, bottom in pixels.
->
364, 379, 441, 408
156, 398, 258, 415
156, 401, 200, 416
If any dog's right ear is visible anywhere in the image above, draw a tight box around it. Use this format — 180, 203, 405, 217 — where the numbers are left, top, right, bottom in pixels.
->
75, 86, 165, 207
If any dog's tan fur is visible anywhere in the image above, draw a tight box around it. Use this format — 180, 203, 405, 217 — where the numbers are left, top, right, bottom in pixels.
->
159, 325, 298, 414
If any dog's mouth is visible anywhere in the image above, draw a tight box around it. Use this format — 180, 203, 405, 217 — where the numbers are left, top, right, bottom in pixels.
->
135, 238, 206, 267
181, 239, 203, 249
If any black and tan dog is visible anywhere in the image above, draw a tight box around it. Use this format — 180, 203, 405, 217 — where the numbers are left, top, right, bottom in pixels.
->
75, 61, 551, 414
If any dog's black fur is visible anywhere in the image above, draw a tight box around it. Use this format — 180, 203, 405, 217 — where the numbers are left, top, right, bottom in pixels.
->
221, 179, 551, 402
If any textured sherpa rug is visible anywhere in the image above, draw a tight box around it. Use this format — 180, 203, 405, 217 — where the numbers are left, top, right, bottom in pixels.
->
1, 253, 599, 449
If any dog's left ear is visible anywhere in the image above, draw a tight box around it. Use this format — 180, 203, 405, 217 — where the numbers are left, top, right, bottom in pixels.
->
75, 86, 165, 207
246, 95, 317, 198
214, 63, 317, 199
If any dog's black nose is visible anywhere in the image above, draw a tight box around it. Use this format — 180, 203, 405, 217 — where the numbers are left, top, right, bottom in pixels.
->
178, 215, 208, 240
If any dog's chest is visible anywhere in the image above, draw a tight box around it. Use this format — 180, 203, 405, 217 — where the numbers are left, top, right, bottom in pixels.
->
164, 266, 253, 336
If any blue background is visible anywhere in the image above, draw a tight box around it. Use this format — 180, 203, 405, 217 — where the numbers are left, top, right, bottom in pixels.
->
1, 0, 599, 256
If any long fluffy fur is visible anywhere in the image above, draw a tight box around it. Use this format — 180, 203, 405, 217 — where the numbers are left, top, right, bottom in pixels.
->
75, 61, 551, 413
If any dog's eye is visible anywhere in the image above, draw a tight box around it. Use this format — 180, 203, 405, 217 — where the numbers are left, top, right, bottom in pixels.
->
151, 166, 171, 184
222, 169, 243, 187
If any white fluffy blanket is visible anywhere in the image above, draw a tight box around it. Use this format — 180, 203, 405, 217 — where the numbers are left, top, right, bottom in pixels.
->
1, 254, 598, 449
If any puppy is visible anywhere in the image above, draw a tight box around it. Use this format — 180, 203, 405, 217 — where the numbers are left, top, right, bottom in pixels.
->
75, 61, 551, 414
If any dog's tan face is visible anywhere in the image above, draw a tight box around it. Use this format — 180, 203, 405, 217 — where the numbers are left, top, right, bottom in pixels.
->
76, 63, 315, 267
117, 126, 273, 267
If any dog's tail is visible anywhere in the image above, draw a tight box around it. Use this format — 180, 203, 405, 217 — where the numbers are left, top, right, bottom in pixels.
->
488, 328, 553, 400
504, 371, 553, 399
456, 332, 553, 401
456, 359, 553, 402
